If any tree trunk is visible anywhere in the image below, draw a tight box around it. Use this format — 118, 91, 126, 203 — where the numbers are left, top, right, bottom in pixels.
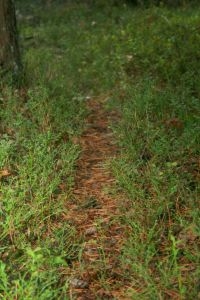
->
0, 0, 21, 76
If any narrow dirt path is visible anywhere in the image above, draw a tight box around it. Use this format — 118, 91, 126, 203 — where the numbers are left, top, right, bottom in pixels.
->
66, 96, 129, 300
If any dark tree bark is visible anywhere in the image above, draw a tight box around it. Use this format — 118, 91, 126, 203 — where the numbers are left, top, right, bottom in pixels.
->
0, 0, 21, 77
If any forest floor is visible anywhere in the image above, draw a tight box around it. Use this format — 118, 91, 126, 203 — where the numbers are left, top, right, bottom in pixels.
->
0, 1, 200, 299
67, 97, 129, 299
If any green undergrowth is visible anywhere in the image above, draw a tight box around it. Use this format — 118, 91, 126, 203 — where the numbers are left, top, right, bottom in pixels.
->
0, 89, 82, 299
0, 1, 200, 299
0, 2, 88, 299
111, 80, 200, 298
109, 4, 200, 300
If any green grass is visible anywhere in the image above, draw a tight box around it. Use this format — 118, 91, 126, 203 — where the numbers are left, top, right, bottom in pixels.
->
0, 2, 88, 299
0, 1, 200, 299
111, 80, 200, 298
109, 4, 200, 299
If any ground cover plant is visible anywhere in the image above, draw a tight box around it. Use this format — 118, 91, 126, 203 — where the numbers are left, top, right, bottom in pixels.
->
0, 2, 87, 299
110, 4, 200, 299
0, 0, 200, 299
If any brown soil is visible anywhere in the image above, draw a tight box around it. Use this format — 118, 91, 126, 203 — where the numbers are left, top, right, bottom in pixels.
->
65, 96, 129, 299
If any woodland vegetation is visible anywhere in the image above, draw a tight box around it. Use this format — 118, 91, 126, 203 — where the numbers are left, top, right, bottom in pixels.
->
0, 0, 199, 299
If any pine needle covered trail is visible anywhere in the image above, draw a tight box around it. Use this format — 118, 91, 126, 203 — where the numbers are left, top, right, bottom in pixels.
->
64, 96, 128, 299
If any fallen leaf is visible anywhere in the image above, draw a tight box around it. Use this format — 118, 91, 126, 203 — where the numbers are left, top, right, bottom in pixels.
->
85, 227, 97, 236
70, 278, 89, 289
0, 169, 11, 178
